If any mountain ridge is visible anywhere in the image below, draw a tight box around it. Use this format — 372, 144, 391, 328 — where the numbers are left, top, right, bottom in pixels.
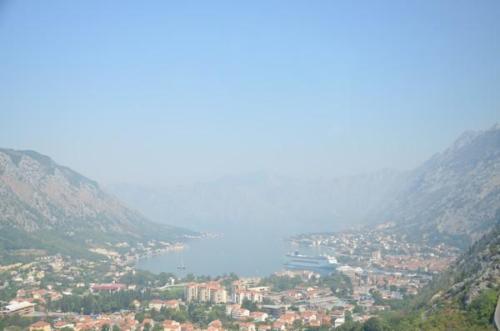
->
0, 148, 191, 261
109, 126, 500, 246
381, 125, 500, 246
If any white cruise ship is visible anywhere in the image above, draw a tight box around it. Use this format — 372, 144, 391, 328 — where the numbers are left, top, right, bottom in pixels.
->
284, 251, 337, 273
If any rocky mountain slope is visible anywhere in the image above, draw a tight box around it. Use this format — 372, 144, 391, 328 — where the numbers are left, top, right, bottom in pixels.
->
380, 125, 500, 246
0, 148, 190, 259
421, 218, 499, 306
378, 220, 500, 330
342, 221, 500, 331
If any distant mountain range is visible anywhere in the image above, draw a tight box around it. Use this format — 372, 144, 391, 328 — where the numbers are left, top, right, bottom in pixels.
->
1, 124, 498, 261
109, 169, 405, 235
0, 149, 192, 261
110, 125, 500, 246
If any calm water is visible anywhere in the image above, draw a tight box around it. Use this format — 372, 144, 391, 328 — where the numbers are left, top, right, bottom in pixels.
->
136, 225, 331, 277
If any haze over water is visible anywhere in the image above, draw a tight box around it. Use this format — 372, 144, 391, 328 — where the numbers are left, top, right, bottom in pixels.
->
137, 223, 336, 277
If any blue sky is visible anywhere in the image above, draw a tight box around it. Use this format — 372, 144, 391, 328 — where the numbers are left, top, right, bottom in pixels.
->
0, 0, 499, 184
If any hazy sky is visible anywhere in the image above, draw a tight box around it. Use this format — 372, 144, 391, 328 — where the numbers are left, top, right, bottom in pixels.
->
1, 1, 499, 185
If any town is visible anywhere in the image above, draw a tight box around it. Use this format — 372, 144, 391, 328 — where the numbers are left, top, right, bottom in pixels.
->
0, 224, 461, 331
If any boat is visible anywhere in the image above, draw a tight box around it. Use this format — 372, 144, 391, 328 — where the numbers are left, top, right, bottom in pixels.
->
177, 255, 186, 270
284, 251, 337, 273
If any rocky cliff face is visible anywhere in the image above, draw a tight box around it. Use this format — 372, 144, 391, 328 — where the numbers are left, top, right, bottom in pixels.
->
414, 219, 499, 309
0, 149, 188, 257
380, 125, 500, 246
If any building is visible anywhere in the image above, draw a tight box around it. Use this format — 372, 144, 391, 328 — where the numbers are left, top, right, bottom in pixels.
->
334, 317, 345, 328
180, 322, 195, 331
184, 282, 227, 304
261, 305, 289, 318
0, 301, 36, 317
250, 312, 268, 322
208, 320, 223, 331
149, 299, 180, 311
231, 307, 250, 320
371, 250, 382, 261
232, 289, 263, 304
53, 321, 74, 330
231, 281, 266, 304
90, 283, 127, 293
238, 322, 256, 331
149, 299, 164, 311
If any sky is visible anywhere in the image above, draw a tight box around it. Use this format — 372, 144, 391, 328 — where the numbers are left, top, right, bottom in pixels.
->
0, 0, 499, 185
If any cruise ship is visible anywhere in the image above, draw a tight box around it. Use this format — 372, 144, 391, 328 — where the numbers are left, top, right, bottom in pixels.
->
284, 251, 338, 273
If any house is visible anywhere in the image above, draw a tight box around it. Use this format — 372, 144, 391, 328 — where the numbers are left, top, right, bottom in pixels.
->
150, 299, 181, 311
271, 321, 286, 331
307, 320, 321, 328
250, 312, 268, 322
261, 305, 289, 318
208, 320, 223, 331
142, 318, 155, 329
165, 300, 180, 310
300, 311, 316, 324
180, 322, 195, 331
119, 317, 137, 331
257, 325, 271, 331
231, 307, 250, 320
90, 283, 126, 293
238, 322, 256, 331
163, 320, 181, 331
53, 321, 74, 330
29, 321, 52, 331
278, 312, 297, 325
149, 299, 165, 311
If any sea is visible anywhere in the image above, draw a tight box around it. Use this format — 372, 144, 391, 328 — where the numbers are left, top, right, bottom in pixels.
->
136, 224, 337, 277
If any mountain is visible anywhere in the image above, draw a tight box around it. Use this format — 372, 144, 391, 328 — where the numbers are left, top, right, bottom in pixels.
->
108, 170, 404, 235
429, 218, 499, 306
0, 148, 191, 260
380, 125, 500, 246
373, 220, 500, 331
110, 126, 500, 245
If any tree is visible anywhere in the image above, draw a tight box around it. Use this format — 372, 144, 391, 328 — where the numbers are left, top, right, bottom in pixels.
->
369, 289, 385, 305
135, 312, 145, 323
242, 299, 258, 312
152, 324, 163, 331
345, 311, 353, 324
362, 317, 389, 331
292, 319, 303, 331
353, 305, 363, 314
467, 289, 498, 326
